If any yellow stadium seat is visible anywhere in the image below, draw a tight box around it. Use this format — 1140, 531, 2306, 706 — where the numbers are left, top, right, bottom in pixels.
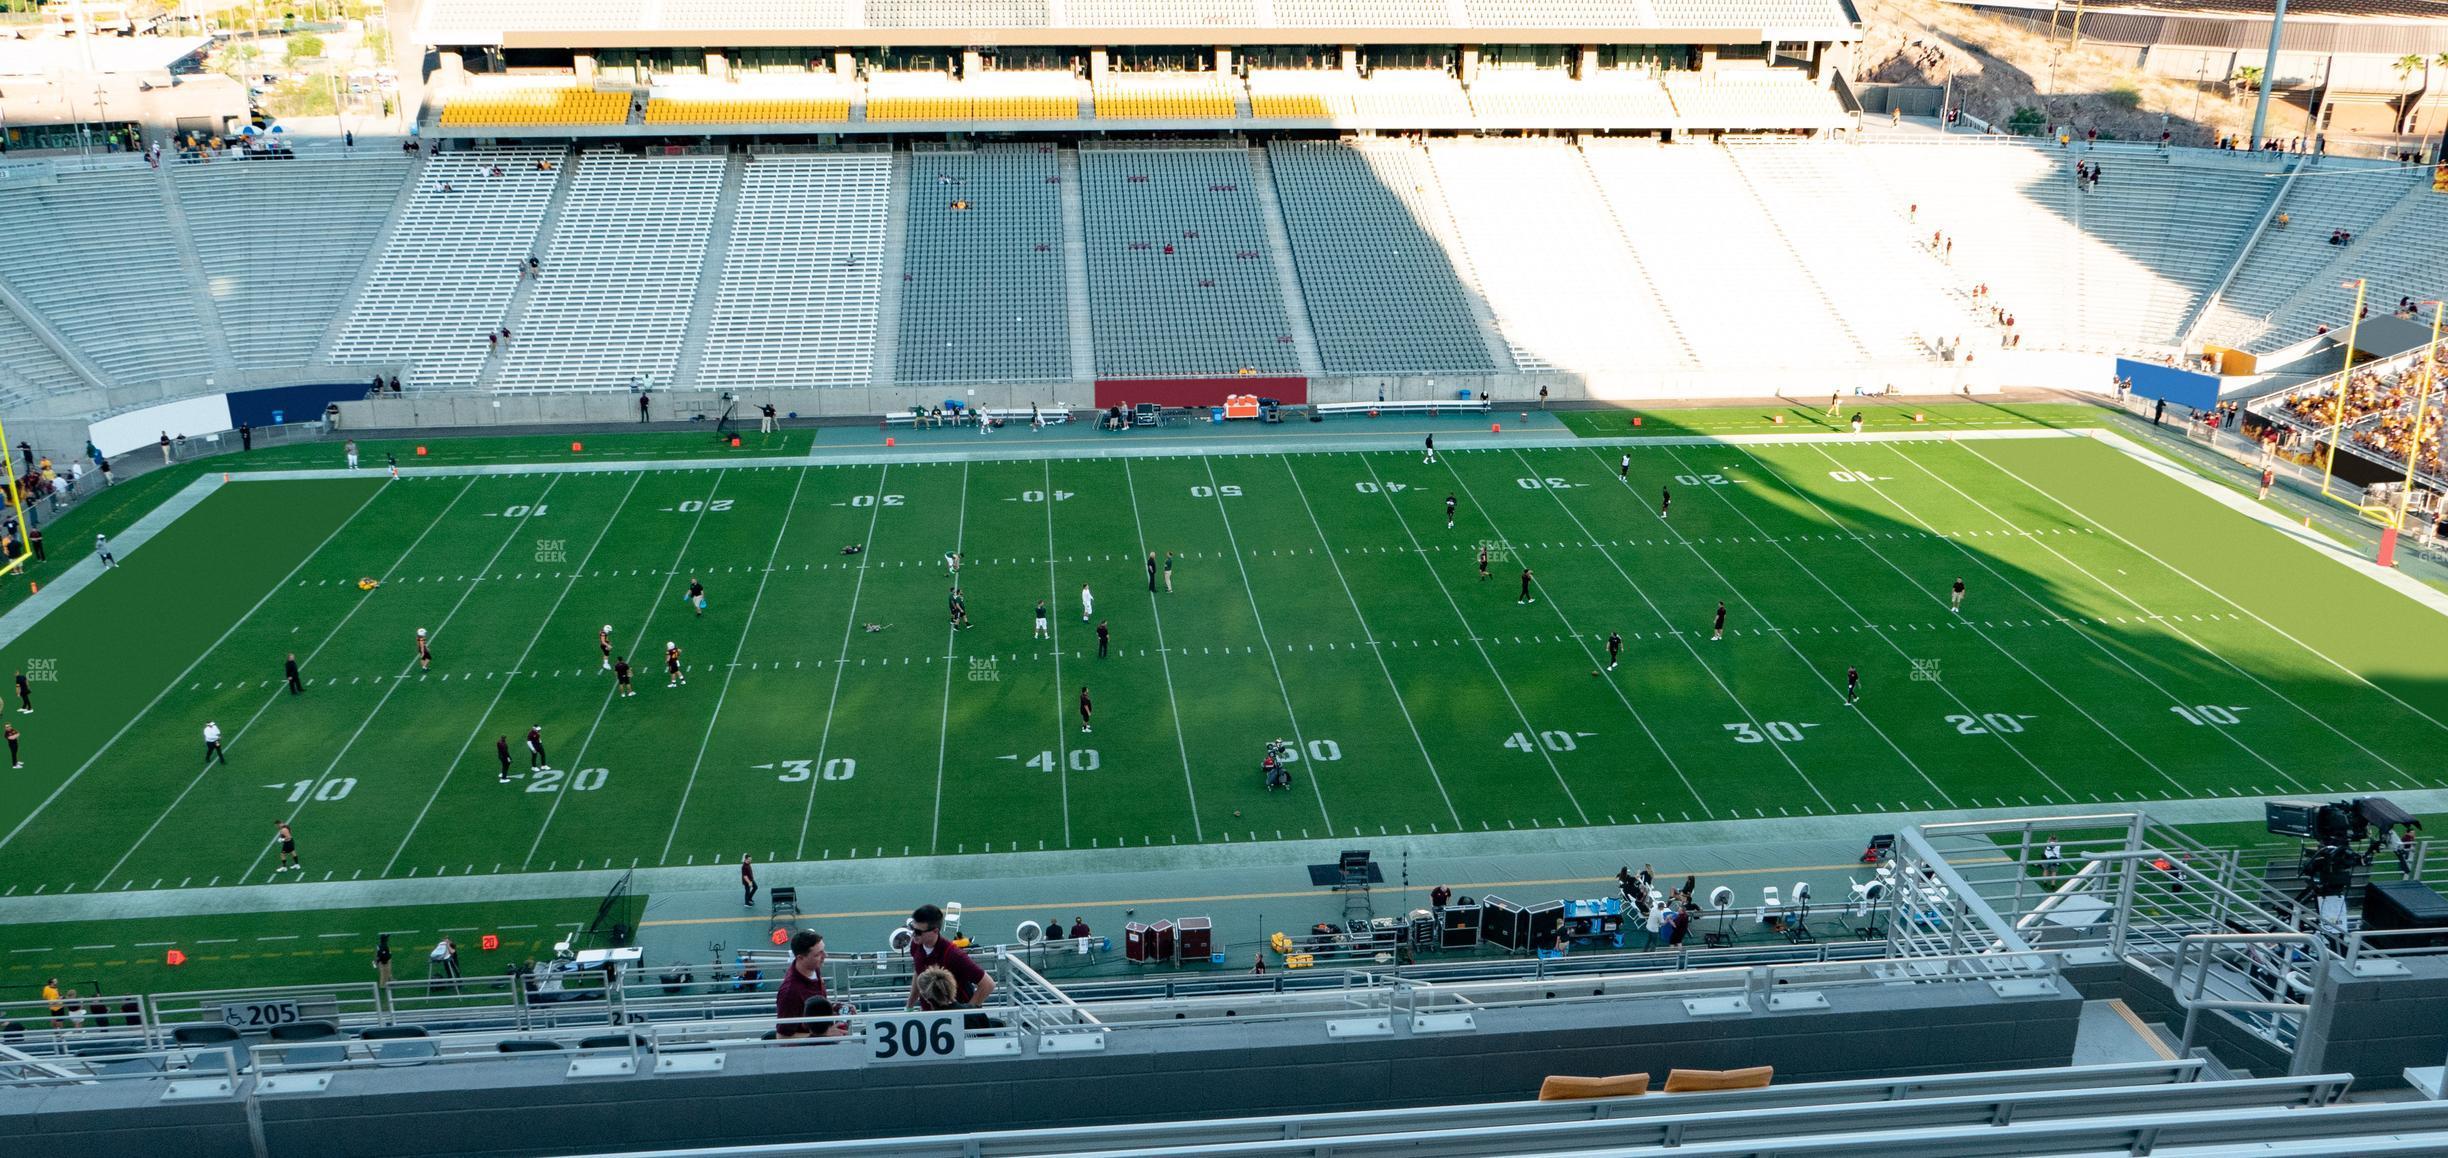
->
440, 88, 628, 128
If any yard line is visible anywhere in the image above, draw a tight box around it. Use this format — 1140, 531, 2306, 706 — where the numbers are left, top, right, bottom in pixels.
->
0, 479, 392, 860
524, 473, 729, 869
242, 476, 570, 883
793, 466, 892, 860
91, 478, 482, 888
660, 467, 811, 862
1650, 444, 2065, 803
1362, 455, 1590, 824
1957, 439, 2448, 738
1118, 460, 1204, 841
1274, 456, 1461, 829
1203, 457, 1336, 833
1429, 448, 1703, 812
1043, 460, 1072, 848
1882, 444, 2372, 786
928, 462, 971, 855
1760, 444, 2193, 795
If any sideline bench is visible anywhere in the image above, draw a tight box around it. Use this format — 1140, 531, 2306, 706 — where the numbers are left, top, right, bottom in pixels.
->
1314, 399, 1493, 418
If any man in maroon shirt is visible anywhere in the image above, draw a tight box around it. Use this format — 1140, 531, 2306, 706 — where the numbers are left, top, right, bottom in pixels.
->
776, 930, 848, 1038
905, 904, 995, 1009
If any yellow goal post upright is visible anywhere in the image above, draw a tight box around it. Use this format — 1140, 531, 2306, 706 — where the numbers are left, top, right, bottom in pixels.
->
0, 416, 33, 580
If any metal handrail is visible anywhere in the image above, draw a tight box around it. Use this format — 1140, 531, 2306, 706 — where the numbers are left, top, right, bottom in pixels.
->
2172, 932, 2322, 1056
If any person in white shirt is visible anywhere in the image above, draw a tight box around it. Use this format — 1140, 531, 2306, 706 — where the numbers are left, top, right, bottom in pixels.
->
1080, 583, 1094, 623
202, 721, 226, 764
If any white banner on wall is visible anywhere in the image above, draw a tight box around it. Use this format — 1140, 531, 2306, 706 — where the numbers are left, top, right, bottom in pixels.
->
89, 395, 233, 459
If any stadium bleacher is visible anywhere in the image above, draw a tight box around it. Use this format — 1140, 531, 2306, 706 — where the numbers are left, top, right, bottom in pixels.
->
644, 96, 853, 124
1266, 139, 1504, 375
174, 156, 414, 374
1725, 141, 1964, 361
1091, 73, 1236, 120
1662, 68, 1848, 131
1075, 146, 1304, 377
1583, 140, 1867, 367
693, 152, 892, 390
1467, 69, 1677, 128
0, 294, 91, 402
0, 168, 217, 388
438, 88, 630, 128
895, 145, 1073, 384
494, 152, 726, 393
328, 148, 568, 390
1426, 139, 1694, 373
2197, 157, 2410, 352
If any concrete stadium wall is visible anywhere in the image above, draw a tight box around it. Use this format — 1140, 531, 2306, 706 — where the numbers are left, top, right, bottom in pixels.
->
2295, 954, 2448, 1089
2062, 960, 2294, 1079
8, 978, 2079, 1158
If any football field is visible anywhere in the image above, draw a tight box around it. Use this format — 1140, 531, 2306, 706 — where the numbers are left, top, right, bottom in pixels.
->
1, 426, 2442, 896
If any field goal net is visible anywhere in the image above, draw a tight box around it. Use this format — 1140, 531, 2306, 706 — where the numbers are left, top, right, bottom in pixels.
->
571, 869, 638, 950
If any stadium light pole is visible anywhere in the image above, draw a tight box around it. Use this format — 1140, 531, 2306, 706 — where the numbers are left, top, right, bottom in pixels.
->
2248, 0, 2288, 149
2320, 278, 2369, 499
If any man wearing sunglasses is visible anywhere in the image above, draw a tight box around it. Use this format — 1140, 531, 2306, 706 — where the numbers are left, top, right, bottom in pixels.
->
905, 904, 996, 1010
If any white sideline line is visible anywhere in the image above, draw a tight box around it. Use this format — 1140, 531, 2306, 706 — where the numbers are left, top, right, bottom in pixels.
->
1593, 444, 1957, 807
1119, 460, 1203, 843
383, 472, 642, 875
94, 477, 480, 888
0, 473, 225, 653
1044, 460, 1072, 849
245, 475, 569, 884
660, 467, 810, 863
524, 473, 729, 869
794, 465, 892, 860
1203, 457, 1337, 834
927, 462, 971, 855
1275, 455, 1462, 830
1879, 442, 2368, 787
1365, 454, 1589, 824
1972, 435, 2448, 736
0, 480, 389, 860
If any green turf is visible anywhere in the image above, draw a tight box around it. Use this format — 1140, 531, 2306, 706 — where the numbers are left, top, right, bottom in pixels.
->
0, 432, 2441, 897
0, 897, 624, 1001
1552, 400, 2101, 439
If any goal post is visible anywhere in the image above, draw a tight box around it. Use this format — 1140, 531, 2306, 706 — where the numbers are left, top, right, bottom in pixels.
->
0, 418, 34, 579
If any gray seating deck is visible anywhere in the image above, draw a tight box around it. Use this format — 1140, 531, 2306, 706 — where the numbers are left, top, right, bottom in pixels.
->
0, 170, 214, 387
174, 157, 413, 373
895, 145, 1072, 385
1266, 140, 1503, 376
1076, 147, 1303, 378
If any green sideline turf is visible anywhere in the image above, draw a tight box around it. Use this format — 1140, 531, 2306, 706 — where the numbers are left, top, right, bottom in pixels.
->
0, 897, 628, 1001
0, 433, 2440, 900
1552, 400, 2100, 438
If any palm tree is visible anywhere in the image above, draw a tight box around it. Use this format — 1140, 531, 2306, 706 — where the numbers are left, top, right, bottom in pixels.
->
2394, 53, 2426, 134
2230, 65, 2262, 101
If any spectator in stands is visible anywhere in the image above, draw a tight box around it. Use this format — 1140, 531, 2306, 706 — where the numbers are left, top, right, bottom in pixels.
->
374, 934, 394, 991
777, 929, 849, 1038
158, 432, 172, 465
912, 966, 958, 1012
906, 903, 995, 1010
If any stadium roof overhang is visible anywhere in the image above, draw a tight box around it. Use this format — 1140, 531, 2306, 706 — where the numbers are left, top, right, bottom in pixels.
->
483, 24, 1859, 50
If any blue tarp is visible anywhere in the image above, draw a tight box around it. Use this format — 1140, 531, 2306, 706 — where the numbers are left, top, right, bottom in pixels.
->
226, 383, 366, 429
2115, 358, 2219, 411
